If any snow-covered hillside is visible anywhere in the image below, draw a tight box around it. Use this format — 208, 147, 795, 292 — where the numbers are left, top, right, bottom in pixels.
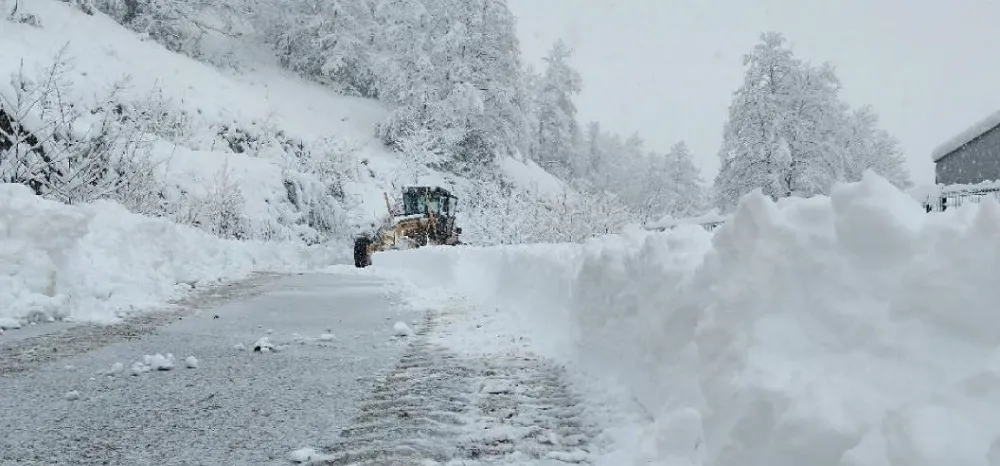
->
0, 1, 570, 323
376, 171, 1000, 465
2, 0, 570, 230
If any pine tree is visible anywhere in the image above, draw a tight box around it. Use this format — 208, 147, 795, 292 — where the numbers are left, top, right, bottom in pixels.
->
533, 39, 582, 178
663, 141, 706, 218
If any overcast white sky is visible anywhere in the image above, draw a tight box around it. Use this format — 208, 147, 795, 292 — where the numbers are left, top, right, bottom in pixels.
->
507, 0, 1000, 186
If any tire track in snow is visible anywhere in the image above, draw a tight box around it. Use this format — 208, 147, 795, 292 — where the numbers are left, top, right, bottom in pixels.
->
466, 356, 595, 463
315, 311, 597, 465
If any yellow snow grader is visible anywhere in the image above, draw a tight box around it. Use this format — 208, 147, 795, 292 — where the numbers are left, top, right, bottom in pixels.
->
353, 186, 462, 268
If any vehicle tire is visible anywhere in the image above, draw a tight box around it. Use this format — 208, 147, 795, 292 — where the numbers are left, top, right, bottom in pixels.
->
413, 233, 427, 248
354, 236, 372, 268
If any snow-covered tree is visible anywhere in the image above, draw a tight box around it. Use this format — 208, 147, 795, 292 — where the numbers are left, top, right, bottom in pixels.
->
257, 0, 378, 96
368, 0, 527, 175
94, 0, 254, 59
714, 31, 911, 210
714, 32, 802, 210
531, 39, 582, 178
840, 105, 911, 189
582, 121, 602, 177
661, 141, 706, 218
780, 61, 846, 197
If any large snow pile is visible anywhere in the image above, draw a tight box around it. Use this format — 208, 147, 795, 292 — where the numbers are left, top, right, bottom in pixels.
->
0, 184, 342, 323
376, 171, 1000, 465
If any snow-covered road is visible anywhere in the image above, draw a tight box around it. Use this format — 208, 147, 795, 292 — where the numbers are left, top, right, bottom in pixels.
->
0, 271, 418, 465
0, 269, 601, 466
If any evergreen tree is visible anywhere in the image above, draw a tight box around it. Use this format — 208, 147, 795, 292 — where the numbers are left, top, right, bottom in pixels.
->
663, 141, 706, 218
533, 39, 582, 178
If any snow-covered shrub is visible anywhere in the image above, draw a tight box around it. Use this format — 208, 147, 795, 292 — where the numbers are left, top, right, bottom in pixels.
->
103, 84, 194, 146
170, 162, 251, 240
4, 0, 42, 26
0, 51, 351, 244
61, 0, 95, 16
203, 120, 358, 243
459, 176, 636, 245
91, 0, 252, 65
92, 0, 201, 56
0, 52, 165, 212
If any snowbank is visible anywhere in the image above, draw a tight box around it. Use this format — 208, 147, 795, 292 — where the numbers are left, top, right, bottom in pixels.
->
0, 184, 344, 323
375, 171, 1000, 465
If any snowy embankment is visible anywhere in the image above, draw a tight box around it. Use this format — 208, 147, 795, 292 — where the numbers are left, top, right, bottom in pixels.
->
0, 184, 342, 325
376, 171, 1000, 465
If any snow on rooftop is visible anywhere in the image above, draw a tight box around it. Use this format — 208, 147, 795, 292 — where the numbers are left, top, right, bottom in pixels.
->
931, 108, 1000, 162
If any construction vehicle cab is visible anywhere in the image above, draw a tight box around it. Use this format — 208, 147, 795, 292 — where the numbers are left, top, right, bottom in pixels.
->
400, 186, 458, 243
354, 186, 462, 268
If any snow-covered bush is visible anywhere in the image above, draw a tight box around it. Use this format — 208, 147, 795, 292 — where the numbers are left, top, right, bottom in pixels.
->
459, 176, 636, 245
0, 51, 165, 212
1, 51, 353, 244
203, 120, 358, 243
61, 0, 96, 16
3, 0, 41, 26
90, 0, 253, 68
92, 0, 203, 56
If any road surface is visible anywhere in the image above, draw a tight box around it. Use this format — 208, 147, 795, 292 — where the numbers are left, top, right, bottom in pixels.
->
0, 270, 597, 465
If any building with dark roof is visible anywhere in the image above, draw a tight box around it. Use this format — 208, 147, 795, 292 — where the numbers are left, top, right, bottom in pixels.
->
932, 110, 1000, 185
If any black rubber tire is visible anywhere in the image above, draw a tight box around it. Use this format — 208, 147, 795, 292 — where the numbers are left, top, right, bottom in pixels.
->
354, 236, 372, 268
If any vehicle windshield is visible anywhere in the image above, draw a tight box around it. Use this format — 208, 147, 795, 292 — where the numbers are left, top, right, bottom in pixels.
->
403, 191, 452, 216
403, 193, 424, 215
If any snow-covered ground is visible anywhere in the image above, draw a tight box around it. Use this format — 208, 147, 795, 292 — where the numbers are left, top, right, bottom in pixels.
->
374, 171, 1000, 465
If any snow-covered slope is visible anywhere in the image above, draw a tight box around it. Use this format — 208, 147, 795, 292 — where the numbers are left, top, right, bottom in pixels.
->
1, 1, 560, 231
375, 171, 1000, 465
499, 156, 566, 200
0, 1, 388, 148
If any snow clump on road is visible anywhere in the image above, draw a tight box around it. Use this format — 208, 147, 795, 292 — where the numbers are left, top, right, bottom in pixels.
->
393, 321, 414, 337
